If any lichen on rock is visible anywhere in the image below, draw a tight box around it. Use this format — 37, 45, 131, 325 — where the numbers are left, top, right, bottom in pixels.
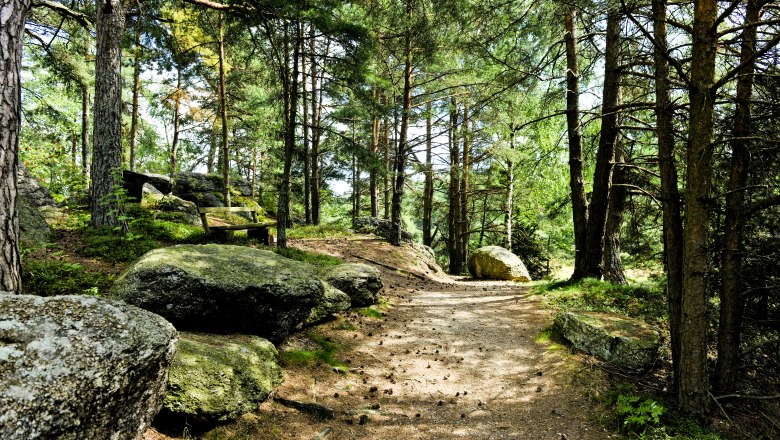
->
324, 263, 383, 307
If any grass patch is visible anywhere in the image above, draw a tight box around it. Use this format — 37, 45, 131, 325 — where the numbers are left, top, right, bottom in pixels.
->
81, 227, 161, 262
331, 319, 358, 331
280, 333, 347, 370
357, 306, 384, 319
21, 260, 113, 296
270, 247, 343, 273
535, 327, 565, 351
533, 277, 667, 324
286, 223, 351, 239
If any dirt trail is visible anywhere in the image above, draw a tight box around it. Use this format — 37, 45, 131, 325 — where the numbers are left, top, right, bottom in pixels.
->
257, 238, 609, 440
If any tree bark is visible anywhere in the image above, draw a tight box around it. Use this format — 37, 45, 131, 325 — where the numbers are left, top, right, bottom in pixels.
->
389, 2, 413, 246
652, 0, 684, 397
564, 6, 589, 279
170, 68, 182, 178
91, 0, 127, 229
278, 21, 300, 248
301, 30, 311, 224
460, 101, 471, 268
423, 100, 434, 246
603, 144, 627, 284
448, 97, 462, 273
81, 85, 90, 180
309, 26, 321, 226
574, 4, 622, 281
0, 0, 31, 293
218, 14, 230, 207
505, 124, 516, 249
383, 94, 391, 220
370, 89, 380, 218
129, 19, 141, 172
715, 0, 761, 393
679, 0, 718, 416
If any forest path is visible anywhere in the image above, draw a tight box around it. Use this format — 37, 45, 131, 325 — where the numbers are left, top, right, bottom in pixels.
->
258, 237, 608, 440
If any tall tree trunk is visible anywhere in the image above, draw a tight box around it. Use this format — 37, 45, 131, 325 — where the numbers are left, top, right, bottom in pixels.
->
460, 101, 471, 268
309, 27, 321, 226
603, 144, 627, 284
0, 0, 31, 293
716, 0, 761, 393
505, 124, 516, 249
129, 19, 141, 172
91, 0, 127, 229
423, 100, 434, 246
448, 98, 462, 273
370, 89, 380, 218
564, 6, 589, 278
278, 21, 300, 248
383, 94, 391, 219
652, 0, 684, 396
218, 14, 230, 207
170, 68, 182, 178
301, 31, 311, 224
81, 85, 90, 180
573, 5, 622, 281
679, 0, 718, 416
390, 2, 413, 246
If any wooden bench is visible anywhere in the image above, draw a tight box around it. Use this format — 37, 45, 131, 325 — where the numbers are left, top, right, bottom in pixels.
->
198, 206, 276, 244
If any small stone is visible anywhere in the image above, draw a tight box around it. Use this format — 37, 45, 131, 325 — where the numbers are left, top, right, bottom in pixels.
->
358, 415, 369, 425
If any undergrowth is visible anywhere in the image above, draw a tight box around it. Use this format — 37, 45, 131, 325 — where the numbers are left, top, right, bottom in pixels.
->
269, 247, 343, 274
21, 260, 113, 296
280, 333, 347, 372
286, 223, 351, 239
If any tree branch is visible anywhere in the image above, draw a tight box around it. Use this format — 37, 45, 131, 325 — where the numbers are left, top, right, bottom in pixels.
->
32, 0, 92, 28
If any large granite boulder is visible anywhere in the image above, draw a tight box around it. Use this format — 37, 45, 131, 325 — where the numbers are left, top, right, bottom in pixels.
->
0, 294, 177, 439
17, 163, 56, 208
18, 195, 52, 247
354, 216, 413, 243
123, 170, 173, 202
111, 244, 324, 343
554, 311, 662, 371
172, 172, 252, 208
467, 246, 532, 282
305, 281, 352, 325
161, 332, 282, 425
324, 263, 383, 307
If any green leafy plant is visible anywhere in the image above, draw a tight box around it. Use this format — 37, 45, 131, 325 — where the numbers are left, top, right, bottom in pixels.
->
21, 260, 113, 297
617, 394, 665, 435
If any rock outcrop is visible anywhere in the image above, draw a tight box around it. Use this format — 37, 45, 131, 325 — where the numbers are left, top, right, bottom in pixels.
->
467, 246, 532, 282
123, 170, 173, 202
324, 263, 383, 307
172, 172, 253, 208
111, 244, 324, 343
161, 332, 282, 425
17, 163, 56, 208
554, 311, 661, 371
0, 294, 177, 439
354, 216, 413, 243
305, 281, 352, 325
18, 195, 52, 247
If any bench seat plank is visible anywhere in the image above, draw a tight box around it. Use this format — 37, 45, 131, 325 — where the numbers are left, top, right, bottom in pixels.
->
209, 221, 277, 231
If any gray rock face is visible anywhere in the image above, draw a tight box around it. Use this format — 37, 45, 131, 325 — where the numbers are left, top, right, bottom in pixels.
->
112, 244, 324, 343
173, 172, 252, 208
0, 294, 177, 440
354, 216, 413, 243
554, 311, 662, 371
17, 163, 55, 208
161, 332, 282, 425
467, 246, 532, 281
325, 263, 383, 307
305, 281, 352, 325
123, 170, 173, 202
18, 195, 51, 247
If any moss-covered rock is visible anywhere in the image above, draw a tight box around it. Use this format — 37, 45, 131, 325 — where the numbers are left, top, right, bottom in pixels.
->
0, 294, 177, 439
18, 195, 51, 247
324, 263, 383, 307
467, 246, 531, 281
111, 244, 324, 343
173, 172, 253, 208
161, 332, 282, 425
304, 281, 352, 326
554, 311, 661, 371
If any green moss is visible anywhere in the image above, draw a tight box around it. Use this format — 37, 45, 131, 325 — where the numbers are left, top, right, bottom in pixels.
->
357, 306, 383, 319
279, 333, 346, 370
21, 260, 113, 297
269, 247, 343, 274
81, 227, 160, 262
286, 223, 351, 239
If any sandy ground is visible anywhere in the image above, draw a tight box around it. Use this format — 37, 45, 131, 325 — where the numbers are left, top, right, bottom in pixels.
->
147, 237, 610, 439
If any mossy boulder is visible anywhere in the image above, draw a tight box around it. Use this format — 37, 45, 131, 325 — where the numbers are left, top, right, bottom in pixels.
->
173, 172, 252, 208
324, 263, 383, 307
161, 332, 282, 425
0, 294, 177, 439
554, 311, 662, 371
18, 195, 51, 247
111, 244, 324, 343
467, 246, 532, 281
305, 281, 352, 325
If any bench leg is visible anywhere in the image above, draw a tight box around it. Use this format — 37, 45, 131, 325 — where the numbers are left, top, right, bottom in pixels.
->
249, 227, 270, 245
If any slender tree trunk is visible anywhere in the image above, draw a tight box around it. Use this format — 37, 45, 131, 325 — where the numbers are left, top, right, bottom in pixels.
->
71, 132, 78, 166
603, 144, 627, 284
207, 122, 217, 174
301, 31, 311, 224
383, 94, 391, 219
423, 100, 434, 246
218, 14, 230, 207
390, 2, 413, 246
460, 101, 471, 268
0, 0, 31, 293
679, 0, 718, 416
309, 27, 321, 226
716, 0, 761, 393
506, 124, 516, 249
448, 97, 462, 273
81, 86, 90, 180
278, 21, 300, 247
91, 0, 127, 229
564, 6, 589, 278
170, 68, 182, 178
652, 0, 684, 396
574, 5, 622, 281
370, 89, 380, 218
129, 19, 141, 172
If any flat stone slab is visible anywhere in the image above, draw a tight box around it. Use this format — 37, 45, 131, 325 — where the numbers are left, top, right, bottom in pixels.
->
554, 311, 661, 371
